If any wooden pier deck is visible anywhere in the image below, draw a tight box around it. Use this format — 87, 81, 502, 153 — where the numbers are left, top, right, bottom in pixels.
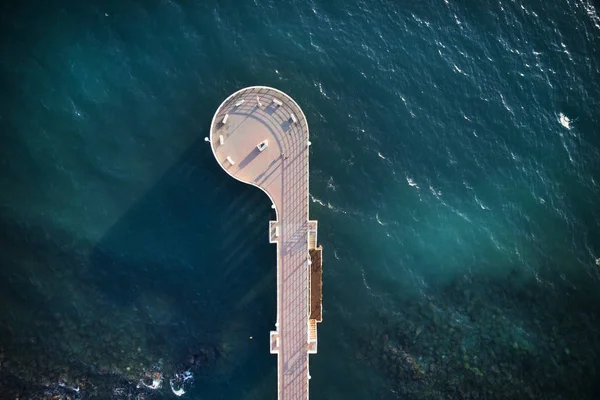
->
208, 86, 321, 400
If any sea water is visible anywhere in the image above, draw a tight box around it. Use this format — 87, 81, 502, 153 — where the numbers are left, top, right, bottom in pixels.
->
1, 0, 599, 398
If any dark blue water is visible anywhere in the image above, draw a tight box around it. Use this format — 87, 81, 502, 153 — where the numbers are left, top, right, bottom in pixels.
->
1, 0, 600, 398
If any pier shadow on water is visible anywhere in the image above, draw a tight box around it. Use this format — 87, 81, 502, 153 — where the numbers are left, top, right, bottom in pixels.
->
84, 136, 279, 398
0, 135, 279, 399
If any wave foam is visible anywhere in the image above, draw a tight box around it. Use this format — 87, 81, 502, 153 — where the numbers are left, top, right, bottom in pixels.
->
559, 112, 571, 129
406, 177, 419, 189
310, 194, 349, 214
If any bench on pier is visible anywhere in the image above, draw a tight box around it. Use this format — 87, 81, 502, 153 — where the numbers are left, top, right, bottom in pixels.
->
257, 140, 269, 152
269, 221, 279, 243
270, 331, 280, 354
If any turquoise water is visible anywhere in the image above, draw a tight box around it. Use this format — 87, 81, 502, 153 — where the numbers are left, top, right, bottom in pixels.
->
1, 0, 600, 398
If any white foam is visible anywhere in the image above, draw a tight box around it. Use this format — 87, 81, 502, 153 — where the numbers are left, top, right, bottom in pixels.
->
169, 370, 193, 397
582, 0, 600, 30
326, 176, 337, 191
172, 387, 185, 396
361, 268, 372, 291
310, 194, 326, 207
310, 194, 349, 214
499, 93, 513, 115
140, 378, 162, 390
429, 185, 442, 197
333, 248, 340, 260
318, 82, 328, 98
406, 177, 419, 189
559, 113, 571, 129
475, 196, 490, 210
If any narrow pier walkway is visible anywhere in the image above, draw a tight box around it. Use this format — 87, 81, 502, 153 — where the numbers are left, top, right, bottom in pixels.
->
208, 86, 322, 400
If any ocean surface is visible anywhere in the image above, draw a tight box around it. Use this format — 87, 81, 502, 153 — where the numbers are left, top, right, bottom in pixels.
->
1, 0, 600, 398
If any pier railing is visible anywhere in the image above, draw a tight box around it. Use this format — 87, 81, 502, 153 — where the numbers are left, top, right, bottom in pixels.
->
308, 221, 318, 250
308, 319, 317, 343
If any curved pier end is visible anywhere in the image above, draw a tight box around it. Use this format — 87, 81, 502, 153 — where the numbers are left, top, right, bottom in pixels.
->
208, 86, 322, 400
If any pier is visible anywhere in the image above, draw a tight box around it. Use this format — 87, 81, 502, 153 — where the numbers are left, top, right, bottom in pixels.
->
208, 86, 322, 400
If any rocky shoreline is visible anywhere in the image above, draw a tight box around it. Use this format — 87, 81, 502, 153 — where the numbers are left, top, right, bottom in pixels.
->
0, 342, 219, 399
